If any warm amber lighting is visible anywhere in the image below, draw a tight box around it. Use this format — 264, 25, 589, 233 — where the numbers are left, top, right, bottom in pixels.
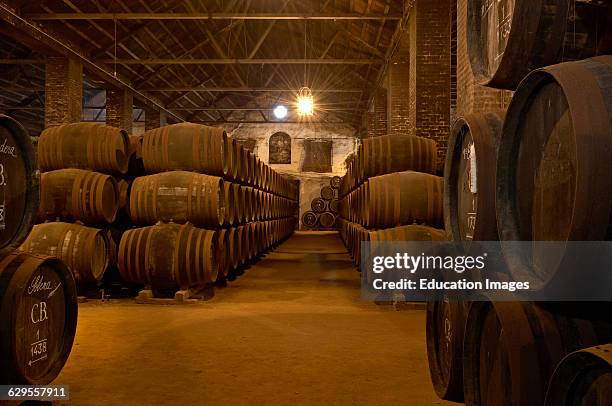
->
297, 87, 314, 116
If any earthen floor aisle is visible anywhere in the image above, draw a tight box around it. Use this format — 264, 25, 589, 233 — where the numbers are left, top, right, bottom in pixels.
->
57, 231, 454, 405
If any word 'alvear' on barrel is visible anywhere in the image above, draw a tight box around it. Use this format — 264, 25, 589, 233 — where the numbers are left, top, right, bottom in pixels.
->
20, 222, 109, 285
129, 171, 225, 227
496, 56, 612, 289
0, 114, 39, 257
38, 168, 119, 224
0, 251, 78, 385
38, 122, 130, 175
118, 222, 217, 290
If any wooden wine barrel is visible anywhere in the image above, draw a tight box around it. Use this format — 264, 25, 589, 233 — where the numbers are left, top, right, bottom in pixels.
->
38, 123, 129, 175
0, 115, 39, 257
321, 186, 335, 201
496, 56, 612, 289
118, 223, 217, 290
426, 300, 469, 402
237, 145, 249, 184
243, 186, 254, 222
39, 169, 119, 224
328, 199, 339, 215
369, 225, 447, 242
319, 212, 336, 228
226, 138, 239, 181
236, 225, 248, 265
116, 179, 130, 210
129, 171, 225, 227
141, 123, 228, 177
367, 171, 444, 229
464, 300, 612, 406
0, 251, 77, 384
226, 227, 240, 270
330, 176, 341, 189
445, 111, 505, 241
544, 344, 612, 406
215, 229, 230, 280
359, 135, 437, 181
302, 211, 318, 228
127, 135, 145, 177
311, 198, 327, 213
223, 182, 236, 226
232, 183, 245, 224
20, 222, 109, 284
468, 0, 611, 90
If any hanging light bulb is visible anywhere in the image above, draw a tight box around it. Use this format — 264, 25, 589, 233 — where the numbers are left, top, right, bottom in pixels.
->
297, 87, 314, 116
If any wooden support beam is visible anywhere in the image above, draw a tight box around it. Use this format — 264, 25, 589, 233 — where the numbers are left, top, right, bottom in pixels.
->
95, 58, 383, 65
25, 13, 402, 20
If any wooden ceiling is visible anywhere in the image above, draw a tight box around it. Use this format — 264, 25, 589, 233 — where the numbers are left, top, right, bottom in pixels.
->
0, 0, 409, 135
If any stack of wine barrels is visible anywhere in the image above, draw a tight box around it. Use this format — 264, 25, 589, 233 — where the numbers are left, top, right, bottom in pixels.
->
0, 115, 78, 385
301, 176, 341, 229
118, 122, 298, 294
23, 122, 135, 288
337, 134, 445, 266
427, 2, 612, 404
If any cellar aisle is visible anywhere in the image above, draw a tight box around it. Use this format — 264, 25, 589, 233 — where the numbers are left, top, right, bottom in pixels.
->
57, 232, 453, 406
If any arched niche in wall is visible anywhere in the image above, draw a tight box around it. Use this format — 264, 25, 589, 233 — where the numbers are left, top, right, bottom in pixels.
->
269, 132, 291, 164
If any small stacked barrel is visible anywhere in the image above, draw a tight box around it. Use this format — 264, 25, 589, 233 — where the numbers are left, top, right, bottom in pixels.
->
301, 176, 340, 230
118, 122, 298, 295
0, 115, 78, 385
23, 122, 135, 289
337, 134, 445, 266
426, 2, 612, 403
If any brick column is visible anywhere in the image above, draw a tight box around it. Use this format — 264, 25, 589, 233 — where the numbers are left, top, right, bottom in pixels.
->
387, 31, 411, 136
409, 0, 453, 171
44, 57, 83, 128
144, 108, 167, 131
366, 87, 387, 138
106, 89, 133, 133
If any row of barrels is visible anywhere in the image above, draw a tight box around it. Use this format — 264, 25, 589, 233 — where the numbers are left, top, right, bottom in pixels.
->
339, 171, 444, 229
37, 122, 299, 200
302, 177, 341, 229
427, 299, 612, 406
118, 218, 296, 292
0, 115, 78, 386
129, 171, 298, 228
338, 219, 447, 267
340, 134, 438, 198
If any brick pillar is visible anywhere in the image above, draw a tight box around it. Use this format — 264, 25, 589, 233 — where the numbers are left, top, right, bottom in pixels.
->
366, 87, 387, 138
409, 0, 453, 171
456, 0, 513, 116
106, 89, 133, 133
44, 57, 83, 128
144, 108, 167, 131
387, 31, 411, 136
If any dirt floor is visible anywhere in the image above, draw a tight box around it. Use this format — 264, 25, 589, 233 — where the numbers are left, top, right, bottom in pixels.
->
56, 231, 455, 405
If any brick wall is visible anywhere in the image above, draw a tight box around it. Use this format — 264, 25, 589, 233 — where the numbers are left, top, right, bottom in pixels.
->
456, 0, 513, 116
411, 0, 453, 171
106, 89, 134, 133
144, 108, 167, 131
366, 87, 387, 138
44, 57, 82, 128
388, 32, 411, 136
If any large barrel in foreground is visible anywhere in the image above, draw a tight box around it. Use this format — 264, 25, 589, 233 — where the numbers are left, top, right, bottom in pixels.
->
468, 0, 610, 90
129, 171, 225, 227
20, 222, 109, 284
0, 115, 39, 257
142, 123, 228, 177
496, 56, 612, 289
463, 300, 612, 406
118, 223, 217, 290
39, 169, 119, 224
445, 111, 505, 241
545, 344, 612, 406
0, 252, 77, 384
38, 122, 129, 175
